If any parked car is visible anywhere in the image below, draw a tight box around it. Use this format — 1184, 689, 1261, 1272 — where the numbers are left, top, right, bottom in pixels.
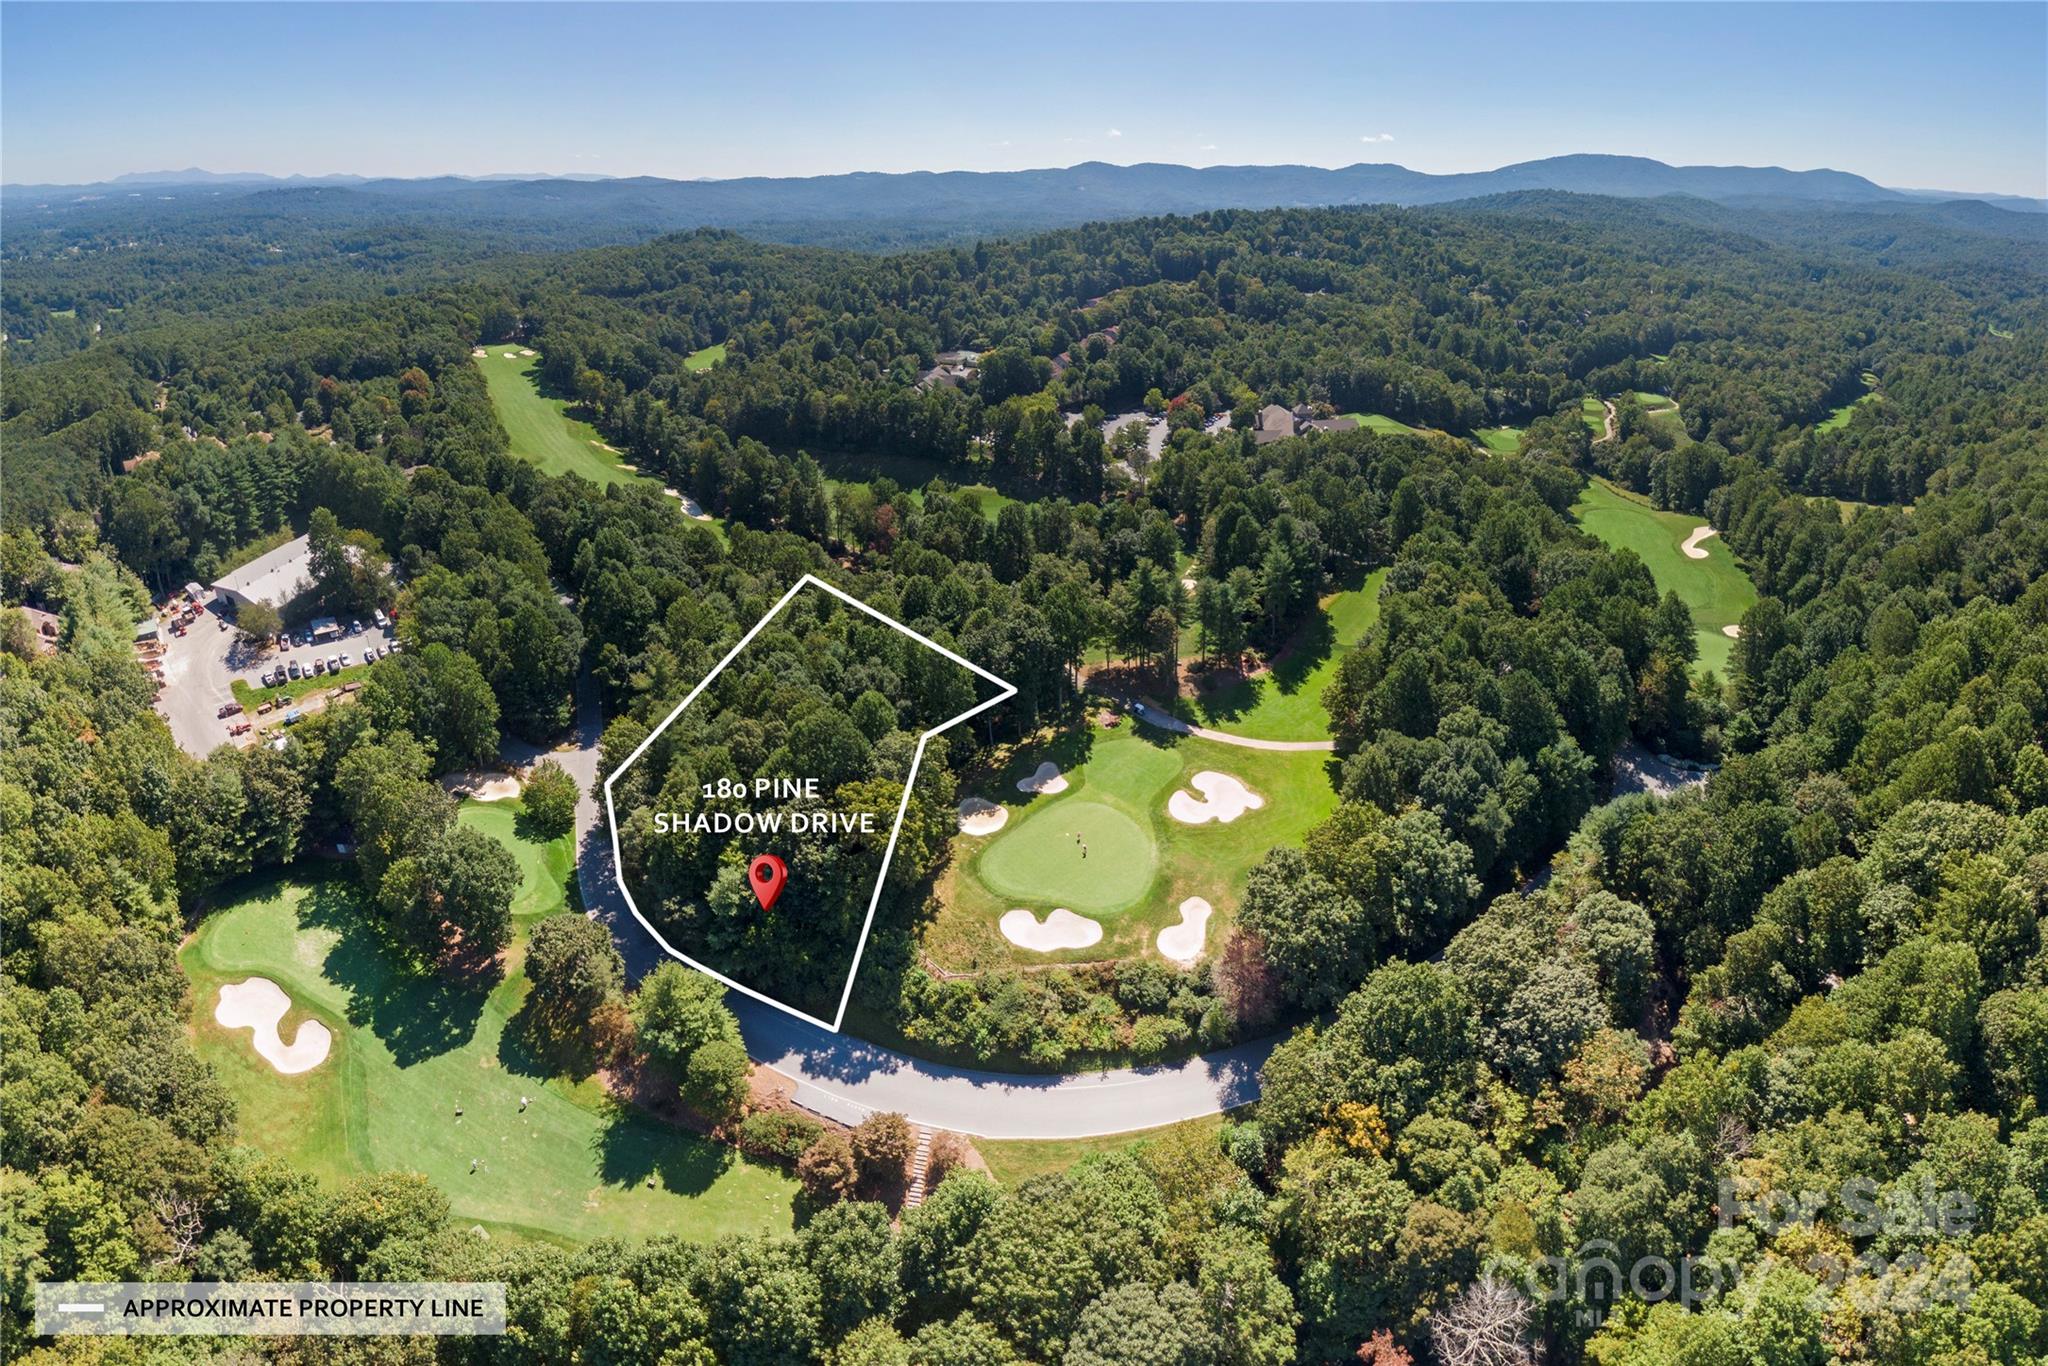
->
282, 708, 303, 726
328, 654, 342, 673
389, 640, 403, 653
229, 722, 252, 737
312, 658, 327, 677
287, 659, 302, 680
216, 702, 241, 719
374, 609, 389, 629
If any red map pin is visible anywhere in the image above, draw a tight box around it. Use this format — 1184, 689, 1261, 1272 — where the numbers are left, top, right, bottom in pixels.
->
747, 853, 788, 911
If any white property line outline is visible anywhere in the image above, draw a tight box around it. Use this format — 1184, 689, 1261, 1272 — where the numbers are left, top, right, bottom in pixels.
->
602, 573, 1016, 1032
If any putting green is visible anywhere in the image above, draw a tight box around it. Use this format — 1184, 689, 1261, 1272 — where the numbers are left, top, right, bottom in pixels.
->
1475, 426, 1524, 455
976, 798, 1156, 915
1571, 477, 1756, 677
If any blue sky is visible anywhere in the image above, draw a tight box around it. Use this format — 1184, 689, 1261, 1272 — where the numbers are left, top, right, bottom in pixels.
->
4, 2, 2043, 195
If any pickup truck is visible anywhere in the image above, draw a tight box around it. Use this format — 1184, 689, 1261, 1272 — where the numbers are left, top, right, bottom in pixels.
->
216, 702, 242, 719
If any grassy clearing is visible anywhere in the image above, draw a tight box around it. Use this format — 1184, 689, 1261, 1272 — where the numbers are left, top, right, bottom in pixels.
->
1182, 569, 1388, 742
1819, 392, 1881, 433
978, 1112, 1230, 1185
1475, 426, 1524, 455
182, 867, 795, 1245
476, 348, 644, 488
683, 343, 726, 372
233, 662, 372, 712
1342, 412, 1419, 436
1571, 477, 1757, 677
933, 721, 1339, 970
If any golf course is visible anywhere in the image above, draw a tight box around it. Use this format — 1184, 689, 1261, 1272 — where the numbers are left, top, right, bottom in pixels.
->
475, 345, 646, 488
934, 721, 1339, 968
1182, 569, 1389, 741
1571, 476, 1757, 677
181, 801, 796, 1246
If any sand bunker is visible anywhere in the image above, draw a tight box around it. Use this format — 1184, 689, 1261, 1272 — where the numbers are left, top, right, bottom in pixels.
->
1157, 897, 1212, 966
1680, 526, 1719, 559
518, 348, 536, 357
1168, 771, 1265, 825
441, 770, 522, 802
502, 351, 518, 359
471, 347, 487, 358
1000, 907, 1102, 952
958, 797, 1009, 836
1723, 624, 1742, 638
1016, 761, 1069, 795
1181, 576, 1198, 594
216, 977, 331, 1074
663, 489, 715, 520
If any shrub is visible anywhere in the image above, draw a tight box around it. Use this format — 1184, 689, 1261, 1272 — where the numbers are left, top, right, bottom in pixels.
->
850, 1112, 914, 1190
681, 1040, 749, 1124
797, 1132, 857, 1201
927, 1131, 971, 1184
738, 1110, 824, 1164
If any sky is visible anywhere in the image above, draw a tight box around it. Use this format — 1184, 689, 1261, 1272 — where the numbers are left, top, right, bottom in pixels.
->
4, 2, 2044, 197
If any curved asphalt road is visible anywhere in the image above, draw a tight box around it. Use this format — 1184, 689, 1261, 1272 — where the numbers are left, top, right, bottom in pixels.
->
547, 675, 1276, 1139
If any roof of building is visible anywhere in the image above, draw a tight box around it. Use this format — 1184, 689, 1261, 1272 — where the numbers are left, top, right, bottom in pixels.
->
1306, 417, 1361, 433
1257, 404, 1296, 434
211, 533, 315, 608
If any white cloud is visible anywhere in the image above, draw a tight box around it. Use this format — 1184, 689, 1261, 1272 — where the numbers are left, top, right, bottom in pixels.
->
1360, 132, 1396, 144
1106, 128, 1123, 139
1200, 143, 1218, 151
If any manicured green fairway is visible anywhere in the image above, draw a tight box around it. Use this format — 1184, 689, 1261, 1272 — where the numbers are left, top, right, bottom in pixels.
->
1343, 412, 1419, 435
1631, 391, 1677, 410
1184, 569, 1388, 741
456, 799, 574, 921
1581, 396, 1609, 436
1819, 392, 1881, 432
977, 798, 1156, 914
476, 347, 645, 488
683, 343, 726, 371
1475, 426, 1524, 455
938, 722, 1339, 968
1571, 477, 1757, 677
182, 871, 795, 1246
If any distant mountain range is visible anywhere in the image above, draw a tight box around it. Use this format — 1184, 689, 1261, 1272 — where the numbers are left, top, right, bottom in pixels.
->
7, 156, 2040, 254
20, 154, 2041, 210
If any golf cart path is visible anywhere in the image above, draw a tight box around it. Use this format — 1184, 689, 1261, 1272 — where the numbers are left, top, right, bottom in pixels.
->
1126, 698, 1336, 752
552, 673, 1275, 1138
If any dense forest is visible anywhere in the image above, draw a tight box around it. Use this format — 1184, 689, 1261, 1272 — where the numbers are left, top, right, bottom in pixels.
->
4, 188, 2046, 1363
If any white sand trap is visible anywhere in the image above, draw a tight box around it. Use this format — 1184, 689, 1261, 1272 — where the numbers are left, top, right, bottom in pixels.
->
1016, 761, 1069, 795
1181, 576, 1198, 594
441, 770, 521, 801
662, 490, 714, 520
1680, 526, 1719, 559
518, 348, 536, 356
1168, 771, 1265, 825
1723, 624, 1742, 638
958, 797, 1009, 836
471, 347, 487, 358
1000, 908, 1102, 952
1157, 897, 1212, 966
502, 351, 518, 359
216, 977, 331, 1074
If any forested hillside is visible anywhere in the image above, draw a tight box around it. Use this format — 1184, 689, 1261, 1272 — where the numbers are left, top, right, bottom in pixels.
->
4, 191, 2046, 1363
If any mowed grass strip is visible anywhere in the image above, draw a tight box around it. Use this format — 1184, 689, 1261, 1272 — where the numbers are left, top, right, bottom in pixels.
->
1581, 396, 1609, 436
1184, 569, 1388, 741
1475, 426, 1524, 455
683, 343, 726, 371
476, 348, 645, 488
182, 870, 795, 1246
1342, 412, 1419, 436
1571, 477, 1757, 677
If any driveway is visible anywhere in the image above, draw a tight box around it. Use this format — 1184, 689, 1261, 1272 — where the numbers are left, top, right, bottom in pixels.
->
556, 672, 1278, 1137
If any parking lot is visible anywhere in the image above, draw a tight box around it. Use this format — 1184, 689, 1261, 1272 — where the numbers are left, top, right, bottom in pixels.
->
153, 601, 396, 756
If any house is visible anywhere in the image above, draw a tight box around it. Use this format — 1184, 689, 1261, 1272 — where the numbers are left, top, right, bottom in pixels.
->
210, 534, 317, 615
15, 606, 60, 654
1253, 404, 1297, 445
1305, 417, 1360, 434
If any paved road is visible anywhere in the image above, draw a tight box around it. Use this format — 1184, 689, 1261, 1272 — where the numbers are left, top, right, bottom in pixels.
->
1126, 698, 1336, 753
552, 673, 1277, 1138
